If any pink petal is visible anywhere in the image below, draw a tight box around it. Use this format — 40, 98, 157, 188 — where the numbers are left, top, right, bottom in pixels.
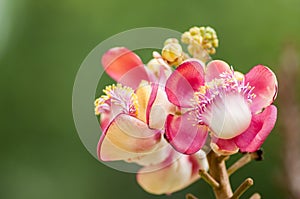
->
97, 114, 161, 161
99, 101, 129, 131
245, 65, 278, 113
136, 153, 200, 195
146, 83, 158, 125
165, 60, 205, 107
101, 47, 149, 89
136, 82, 175, 130
157, 65, 173, 84
234, 105, 277, 152
146, 83, 175, 129
210, 136, 239, 156
100, 112, 110, 131
205, 60, 231, 82
165, 112, 208, 155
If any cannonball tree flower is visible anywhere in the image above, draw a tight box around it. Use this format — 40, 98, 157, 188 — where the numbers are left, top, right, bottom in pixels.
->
165, 59, 278, 155
95, 47, 209, 195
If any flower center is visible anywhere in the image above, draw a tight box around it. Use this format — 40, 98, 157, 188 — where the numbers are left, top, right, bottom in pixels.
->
193, 70, 255, 139
94, 84, 139, 116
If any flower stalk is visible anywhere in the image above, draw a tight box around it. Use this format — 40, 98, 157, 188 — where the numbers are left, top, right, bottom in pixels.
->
231, 178, 253, 199
227, 150, 263, 176
249, 193, 261, 199
199, 169, 220, 188
185, 193, 199, 199
200, 150, 263, 199
207, 151, 233, 199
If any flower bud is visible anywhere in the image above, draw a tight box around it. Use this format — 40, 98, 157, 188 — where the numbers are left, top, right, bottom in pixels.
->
162, 43, 183, 63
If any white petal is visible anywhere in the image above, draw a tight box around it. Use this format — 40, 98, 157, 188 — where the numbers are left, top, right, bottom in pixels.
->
194, 150, 209, 171
204, 93, 252, 139
127, 139, 173, 166
137, 154, 196, 195
148, 85, 175, 129
98, 114, 161, 162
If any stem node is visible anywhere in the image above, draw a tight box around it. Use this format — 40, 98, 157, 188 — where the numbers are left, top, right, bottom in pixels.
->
228, 150, 263, 176
186, 193, 198, 199
231, 178, 254, 199
199, 169, 220, 188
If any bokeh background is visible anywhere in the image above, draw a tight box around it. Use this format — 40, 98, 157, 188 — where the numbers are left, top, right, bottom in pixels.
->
1, 0, 300, 198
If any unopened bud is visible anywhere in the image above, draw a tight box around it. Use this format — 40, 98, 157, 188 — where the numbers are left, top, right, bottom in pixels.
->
181, 32, 192, 44
164, 38, 179, 46
181, 26, 219, 58
189, 26, 200, 36
162, 43, 183, 63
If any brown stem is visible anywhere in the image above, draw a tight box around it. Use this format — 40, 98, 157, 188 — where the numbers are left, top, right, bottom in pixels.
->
207, 150, 233, 199
198, 151, 258, 198
227, 150, 262, 176
186, 193, 198, 199
199, 169, 220, 188
231, 178, 254, 199
249, 193, 261, 199
218, 155, 230, 162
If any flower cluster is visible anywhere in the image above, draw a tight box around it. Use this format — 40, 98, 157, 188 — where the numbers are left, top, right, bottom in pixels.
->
94, 26, 278, 195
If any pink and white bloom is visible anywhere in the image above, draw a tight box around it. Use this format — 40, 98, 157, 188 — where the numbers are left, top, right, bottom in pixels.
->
165, 60, 278, 155
95, 47, 209, 195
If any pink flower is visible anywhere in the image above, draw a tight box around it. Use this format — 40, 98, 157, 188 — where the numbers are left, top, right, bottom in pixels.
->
101, 47, 171, 90
95, 47, 208, 195
165, 60, 278, 155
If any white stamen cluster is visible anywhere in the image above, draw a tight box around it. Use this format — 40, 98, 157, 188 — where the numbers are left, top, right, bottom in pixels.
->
192, 69, 256, 125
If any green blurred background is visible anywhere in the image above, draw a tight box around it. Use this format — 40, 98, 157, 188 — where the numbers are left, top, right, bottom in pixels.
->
1, 0, 300, 198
